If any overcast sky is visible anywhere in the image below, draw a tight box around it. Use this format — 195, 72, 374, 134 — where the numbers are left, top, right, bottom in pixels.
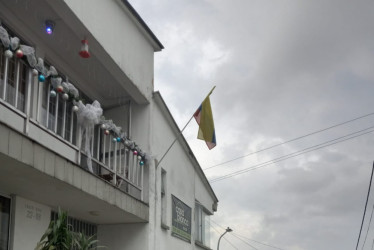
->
130, 1, 374, 249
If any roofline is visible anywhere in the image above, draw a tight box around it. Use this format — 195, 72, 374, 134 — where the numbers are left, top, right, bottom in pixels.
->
153, 91, 219, 204
121, 0, 164, 50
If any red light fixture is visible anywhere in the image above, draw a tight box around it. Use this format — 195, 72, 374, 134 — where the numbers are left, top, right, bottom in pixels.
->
79, 39, 90, 58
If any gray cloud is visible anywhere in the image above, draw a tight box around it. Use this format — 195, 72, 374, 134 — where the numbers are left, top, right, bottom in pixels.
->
131, 0, 374, 249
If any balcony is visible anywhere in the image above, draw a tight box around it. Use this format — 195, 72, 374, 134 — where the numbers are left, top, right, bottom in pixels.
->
0, 39, 148, 223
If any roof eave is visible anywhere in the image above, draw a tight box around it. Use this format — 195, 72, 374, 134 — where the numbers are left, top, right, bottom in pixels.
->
121, 0, 164, 51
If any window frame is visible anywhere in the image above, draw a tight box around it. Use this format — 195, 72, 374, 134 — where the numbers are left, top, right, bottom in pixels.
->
195, 202, 211, 248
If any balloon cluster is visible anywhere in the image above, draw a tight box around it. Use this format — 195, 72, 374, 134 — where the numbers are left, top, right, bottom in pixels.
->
100, 121, 146, 165
0, 25, 147, 166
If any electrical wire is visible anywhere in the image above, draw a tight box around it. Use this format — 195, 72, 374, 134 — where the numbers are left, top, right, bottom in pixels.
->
211, 220, 286, 250
208, 220, 239, 250
361, 203, 374, 250
229, 233, 259, 250
209, 220, 256, 250
204, 112, 374, 171
231, 232, 286, 250
211, 128, 374, 183
356, 162, 374, 250
210, 126, 374, 183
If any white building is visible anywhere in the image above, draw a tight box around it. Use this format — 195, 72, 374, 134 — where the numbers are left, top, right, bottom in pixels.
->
0, 1, 218, 250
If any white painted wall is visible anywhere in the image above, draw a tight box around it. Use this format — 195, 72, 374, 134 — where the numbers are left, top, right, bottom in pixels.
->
195, 173, 215, 215
64, 0, 156, 100
150, 94, 218, 250
95, 94, 218, 250
98, 223, 149, 250
104, 104, 130, 135
11, 196, 51, 250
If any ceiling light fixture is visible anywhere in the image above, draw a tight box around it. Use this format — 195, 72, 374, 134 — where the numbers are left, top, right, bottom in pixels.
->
45, 20, 55, 35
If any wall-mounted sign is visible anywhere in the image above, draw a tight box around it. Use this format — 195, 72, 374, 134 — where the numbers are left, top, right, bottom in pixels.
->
171, 195, 191, 242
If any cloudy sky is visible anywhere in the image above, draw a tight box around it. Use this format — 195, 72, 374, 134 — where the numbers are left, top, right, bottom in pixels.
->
129, 1, 374, 249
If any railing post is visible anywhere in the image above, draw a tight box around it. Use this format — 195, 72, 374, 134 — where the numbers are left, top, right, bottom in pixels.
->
128, 151, 133, 182
2, 57, 9, 100
62, 100, 66, 138
96, 126, 100, 160
108, 135, 112, 170
24, 68, 32, 135
132, 154, 136, 184
118, 143, 121, 175
136, 158, 140, 186
69, 108, 74, 144
77, 125, 81, 165
54, 94, 59, 133
102, 133, 106, 165
36, 77, 42, 123
113, 141, 117, 186
14, 60, 20, 107
90, 125, 94, 159
140, 163, 144, 201
46, 85, 50, 128
124, 148, 128, 179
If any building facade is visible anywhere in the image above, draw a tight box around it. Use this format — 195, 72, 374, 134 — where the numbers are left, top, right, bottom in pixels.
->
0, 1, 218, 250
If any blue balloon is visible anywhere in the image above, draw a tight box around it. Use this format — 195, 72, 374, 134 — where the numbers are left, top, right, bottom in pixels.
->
38, 74, 45, 82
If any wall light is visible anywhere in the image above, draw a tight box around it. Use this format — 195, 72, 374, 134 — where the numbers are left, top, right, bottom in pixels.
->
45, 20, 55, 35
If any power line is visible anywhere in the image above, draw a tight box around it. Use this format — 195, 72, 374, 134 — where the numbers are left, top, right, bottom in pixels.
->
211, 220, 286, 250
356, 162, 374, 250
208, 220, 239, 250
211, 127, 374, 183
204, 112, 374, 171
231, 232, 286, 250
229, 233, 259, 250
361, 203, 374, 250
209, 220, 258, 249
210, 127, 374, 183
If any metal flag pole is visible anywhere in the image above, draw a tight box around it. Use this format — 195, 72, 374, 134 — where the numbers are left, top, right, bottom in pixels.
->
155, 86, 216, 168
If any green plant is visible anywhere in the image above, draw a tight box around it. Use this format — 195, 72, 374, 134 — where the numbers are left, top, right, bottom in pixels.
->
74, 233, 105, 250
35, 209, 74, 250
36, 209, 106, 250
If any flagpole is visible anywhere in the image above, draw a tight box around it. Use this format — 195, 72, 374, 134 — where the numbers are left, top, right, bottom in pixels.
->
155, 86, 216, 168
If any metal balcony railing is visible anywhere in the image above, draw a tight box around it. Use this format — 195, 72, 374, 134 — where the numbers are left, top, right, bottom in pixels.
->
0, 46, 144, 201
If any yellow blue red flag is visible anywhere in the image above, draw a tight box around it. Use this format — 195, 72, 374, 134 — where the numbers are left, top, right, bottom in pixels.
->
193, 96, 216, 150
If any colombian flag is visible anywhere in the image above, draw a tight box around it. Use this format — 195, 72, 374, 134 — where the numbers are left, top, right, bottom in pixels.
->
193, 96, 216, 150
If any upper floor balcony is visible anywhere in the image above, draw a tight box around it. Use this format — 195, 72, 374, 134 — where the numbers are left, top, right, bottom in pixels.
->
0, 10, 152, 223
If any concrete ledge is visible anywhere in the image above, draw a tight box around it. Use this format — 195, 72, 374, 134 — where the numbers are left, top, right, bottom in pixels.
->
0, 122, 149, 224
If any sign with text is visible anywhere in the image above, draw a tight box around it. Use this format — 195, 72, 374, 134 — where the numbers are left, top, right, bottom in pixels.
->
171, 195, 191, 242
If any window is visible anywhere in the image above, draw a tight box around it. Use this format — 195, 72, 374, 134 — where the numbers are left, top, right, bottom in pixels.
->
161, 169, 168, 229
195, 202, 210, 247
0, 196, 11, 250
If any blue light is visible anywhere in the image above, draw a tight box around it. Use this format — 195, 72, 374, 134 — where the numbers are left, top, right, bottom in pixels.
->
45, 20, 54, 35
46, 27, 52, 35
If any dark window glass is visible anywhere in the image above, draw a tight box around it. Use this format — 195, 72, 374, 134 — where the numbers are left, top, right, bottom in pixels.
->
0, 46, 4, 98
0, 196, 11, 250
